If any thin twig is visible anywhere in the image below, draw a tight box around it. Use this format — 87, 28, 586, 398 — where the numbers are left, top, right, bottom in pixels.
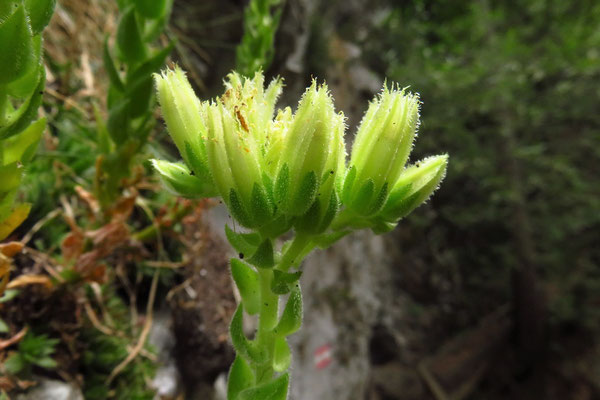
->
20, 208, 62, 246
418, 361, 450, 400
44, 87, 89, 115
0, 327, 28, 350
144, 260, 185, 269
83, 300, 114, 336
22, 247, 64, 283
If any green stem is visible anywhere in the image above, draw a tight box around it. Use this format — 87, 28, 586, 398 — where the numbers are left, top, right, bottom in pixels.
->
255, 268, 278, 383
278, 233, 310, 272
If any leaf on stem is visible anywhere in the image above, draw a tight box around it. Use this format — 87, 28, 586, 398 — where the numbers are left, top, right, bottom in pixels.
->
272, 337, 291, 373
227, 356, 255, 400
231, 259, 261, 315
225, 225, 261, 258
230, 304, 267, 364
247, 239, 274, 269
271, 270, 302, 295
273, 286, 302, 336
238, 372, 289, 400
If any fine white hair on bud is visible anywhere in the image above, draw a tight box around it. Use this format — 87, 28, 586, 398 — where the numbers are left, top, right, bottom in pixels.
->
342, 84, 421, 216
154, 67, 446, 233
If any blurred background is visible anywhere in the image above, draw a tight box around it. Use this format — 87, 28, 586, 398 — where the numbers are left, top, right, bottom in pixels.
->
2, 0, 599, 399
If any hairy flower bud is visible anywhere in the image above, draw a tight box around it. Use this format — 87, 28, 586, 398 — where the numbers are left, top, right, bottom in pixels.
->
343, 86, 420, 216
154, 67, 213, 183
206, 72, 284, 228
274, 82, 344, 217
294, 112, 345, 233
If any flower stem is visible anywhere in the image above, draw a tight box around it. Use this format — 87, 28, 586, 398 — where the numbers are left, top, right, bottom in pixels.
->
278, 233, 311, 272
255, 268, 278, 383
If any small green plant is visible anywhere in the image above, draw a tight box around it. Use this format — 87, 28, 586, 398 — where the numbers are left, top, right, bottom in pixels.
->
96, 0, 174, 210
236, 0, 284, 77
80, 287, 157, 400
0, 0, 55, 241
153, 67, 447, 399
3, 331, 59, 376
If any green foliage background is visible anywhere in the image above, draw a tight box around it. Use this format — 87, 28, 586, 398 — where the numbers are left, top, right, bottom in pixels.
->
365, 0, 600, 329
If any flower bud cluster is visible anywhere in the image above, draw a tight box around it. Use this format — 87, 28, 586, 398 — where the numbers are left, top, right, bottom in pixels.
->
153, 67, 447, 235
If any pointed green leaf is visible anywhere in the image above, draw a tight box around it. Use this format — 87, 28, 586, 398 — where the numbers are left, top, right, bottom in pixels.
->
0, 76, 44, 140
127, 41, 175, 90
274, 163, 289, 208
4, 353, 24, 374
247, 239, 274, 269
35, 356, 57, 369
238, 372, 289, 400
230, 304, 267, 364
257, 214, 293, 239
0, 163, 22, 192
231, 259, 261, 315
368, 182, 388, 215
6, 35, 42, 98
152, 159, 216, 198
134, 0, 167, 19
291, 171, 317, 215
106, 98, 130, 145
271, 270, 302, 295
318, 190, 340, 232
293, 198, 320, 233
229, 188, 254, 228
274, 286, 302, 336
351, 178, 374, 214
2, 118, 45, 165
250, 183, 273, 227
341, 165, 356, 203
183, 141, 211, 183
380, 154, 448, 221
103, 38, 125, 92
273, 337, 291, 373
227, 356, 255, 400
116, 6, 147, 64
225, 224, 261, 258
125, 75, 153, 118
24, 0, 56, 35
0, 5, 34, 85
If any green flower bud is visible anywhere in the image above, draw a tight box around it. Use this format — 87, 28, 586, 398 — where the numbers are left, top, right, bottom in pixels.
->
294, 112, 345, 233
373, 154, 448, 233
275, 81, 344, 217
204, 72, 284, 228
343, 85, 420, 216
154, 67, 212, 182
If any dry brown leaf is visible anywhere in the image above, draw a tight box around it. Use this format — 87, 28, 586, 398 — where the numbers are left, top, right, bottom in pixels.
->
0, 242, 24, 258
75, 185, 100, 214
61, 231, 85, 262
0, 376, 16, 392
109, 192, 137, 222
0, 254, 11, 296
6, 274, 53, 290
